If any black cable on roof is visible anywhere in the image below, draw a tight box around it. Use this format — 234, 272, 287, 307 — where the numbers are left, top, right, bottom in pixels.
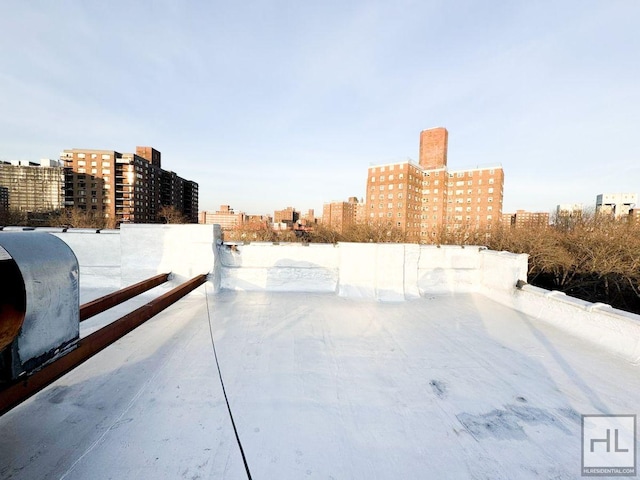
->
203, 281, 253, 480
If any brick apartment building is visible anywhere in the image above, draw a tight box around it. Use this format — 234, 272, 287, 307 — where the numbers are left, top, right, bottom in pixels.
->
502, 210, 549, 228
322, 197, 362, 234
199, 205, 247, 230
61, 146, 198, 225
366, 128, 504, 242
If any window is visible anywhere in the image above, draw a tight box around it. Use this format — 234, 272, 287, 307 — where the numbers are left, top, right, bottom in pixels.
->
102, 154, 110, 160
389, 174, 394, 180
387, 193, 393, 199
399, 173, 404, 179
389, 184, 394, 190
380, 176, 385, 181
380, 185, 384, 191
488, 187, 494, 193
371, 177, 376, 182
489, 178, 494, 184
77, 153, 85, 159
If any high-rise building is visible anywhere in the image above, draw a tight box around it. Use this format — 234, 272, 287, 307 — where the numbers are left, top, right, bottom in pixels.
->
502, 210, 549, 228
596, 193, 638, 219
274, 207, 299, 227
322, 197, 360, 233
365, 128, 504, 242
199, 205, 246, 230
0, 160, 65, 214
61, 146, 198, 225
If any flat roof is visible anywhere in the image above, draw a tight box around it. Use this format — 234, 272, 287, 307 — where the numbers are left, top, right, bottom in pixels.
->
1, 288, 638, 479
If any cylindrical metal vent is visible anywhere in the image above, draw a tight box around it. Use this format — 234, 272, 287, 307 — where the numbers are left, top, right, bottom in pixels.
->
0, 233, 79, 379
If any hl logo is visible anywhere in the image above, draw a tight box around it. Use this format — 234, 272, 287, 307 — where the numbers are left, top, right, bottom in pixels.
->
582, 414, 636, 477
590, 428, 629, 453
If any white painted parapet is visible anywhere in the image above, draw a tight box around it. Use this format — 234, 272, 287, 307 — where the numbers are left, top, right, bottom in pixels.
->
494, 284, 640, 364
120, 224, 217, 286
219, 243, 529, 301
52, 229, 121, 290
337, 243, 410, 301
479, 249, 529, 294
220, 242, 339, 292
417, 245, 484, 294
44, 224, 217, 290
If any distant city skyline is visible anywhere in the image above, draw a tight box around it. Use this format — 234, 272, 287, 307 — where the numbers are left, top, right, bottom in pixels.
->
1, 1, 638, 216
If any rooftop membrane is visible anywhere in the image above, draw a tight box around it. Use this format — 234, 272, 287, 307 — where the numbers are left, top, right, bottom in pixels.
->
1, 225, 639, 479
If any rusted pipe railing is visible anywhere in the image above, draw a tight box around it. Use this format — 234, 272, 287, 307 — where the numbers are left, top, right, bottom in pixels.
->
0, 274, 207, 416
80, 273, 170, 321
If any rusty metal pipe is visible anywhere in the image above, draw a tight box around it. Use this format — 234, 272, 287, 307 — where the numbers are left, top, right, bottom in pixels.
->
0, 274, 207, 416
80, 273, 170, 321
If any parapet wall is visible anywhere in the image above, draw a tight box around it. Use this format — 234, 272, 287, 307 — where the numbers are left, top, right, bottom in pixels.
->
484, 283, 640, 364
220, 242, 529, 300
18, 224, 218, 290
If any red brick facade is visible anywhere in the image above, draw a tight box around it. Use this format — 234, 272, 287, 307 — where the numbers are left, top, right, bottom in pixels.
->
419, 127, 448, 170
366, 128, 504, 242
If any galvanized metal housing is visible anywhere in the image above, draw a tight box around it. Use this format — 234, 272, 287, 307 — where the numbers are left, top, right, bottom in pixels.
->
0, 233, 79, 379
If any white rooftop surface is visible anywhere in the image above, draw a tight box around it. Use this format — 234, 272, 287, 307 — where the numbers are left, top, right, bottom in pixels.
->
1, 225, 639, 479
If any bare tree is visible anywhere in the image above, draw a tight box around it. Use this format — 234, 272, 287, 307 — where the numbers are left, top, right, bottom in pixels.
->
158, 205, 188, 224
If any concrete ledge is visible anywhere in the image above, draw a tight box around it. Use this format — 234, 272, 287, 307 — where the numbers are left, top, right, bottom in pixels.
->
484, 283, 640, 364
220, 242, 339, 292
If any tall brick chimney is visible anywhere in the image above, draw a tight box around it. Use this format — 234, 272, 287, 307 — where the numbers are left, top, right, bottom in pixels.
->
419, 127, 448, 169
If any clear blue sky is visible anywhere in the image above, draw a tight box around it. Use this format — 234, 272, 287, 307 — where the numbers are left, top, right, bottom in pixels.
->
1, 1, 638, 216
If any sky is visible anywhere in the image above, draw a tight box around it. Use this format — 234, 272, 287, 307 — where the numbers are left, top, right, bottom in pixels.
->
1, 1, 638, 216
